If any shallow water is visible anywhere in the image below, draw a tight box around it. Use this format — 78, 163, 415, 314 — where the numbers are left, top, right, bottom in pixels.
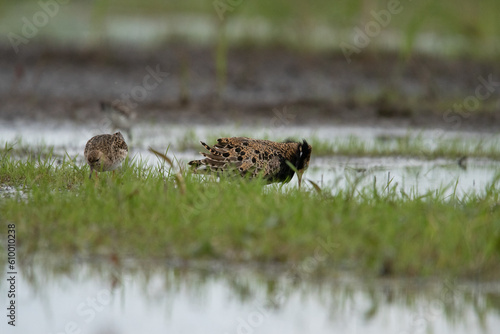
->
2, 260, 500, 334
310, 156, 498, 198
1, 120, 499, 197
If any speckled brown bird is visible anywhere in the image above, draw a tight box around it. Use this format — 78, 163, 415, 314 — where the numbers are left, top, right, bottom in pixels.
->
84, 132, 129, 179
100, 101, 136, 140
189, 137, 312, 186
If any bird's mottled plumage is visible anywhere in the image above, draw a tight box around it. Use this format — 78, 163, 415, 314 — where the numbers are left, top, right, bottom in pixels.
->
84, 132, 129, 179
189, 137, 312, 185
100, 101, 136, 140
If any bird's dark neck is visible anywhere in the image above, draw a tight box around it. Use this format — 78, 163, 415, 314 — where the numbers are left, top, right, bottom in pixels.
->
268, 143, 301, 183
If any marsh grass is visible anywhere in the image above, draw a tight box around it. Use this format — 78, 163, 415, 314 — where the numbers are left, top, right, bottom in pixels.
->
1, 150, 500, 278
311, 135, 500, 159
172, 132, 500, 160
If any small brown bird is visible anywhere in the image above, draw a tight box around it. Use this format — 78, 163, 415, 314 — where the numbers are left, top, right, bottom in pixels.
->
84, 132, 129, 179
189, 137, 312, 186
100, 101, 136, 140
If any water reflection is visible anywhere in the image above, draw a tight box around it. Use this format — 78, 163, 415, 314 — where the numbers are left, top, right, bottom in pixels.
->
309, 156, 499, 197
4, 258, 500, 334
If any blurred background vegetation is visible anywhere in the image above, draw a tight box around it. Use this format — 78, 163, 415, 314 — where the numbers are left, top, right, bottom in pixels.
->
1, 0, 499, 58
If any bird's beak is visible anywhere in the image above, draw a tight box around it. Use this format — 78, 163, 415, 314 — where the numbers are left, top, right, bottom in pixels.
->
297, 170, 304, 189
89, 166, 93, 179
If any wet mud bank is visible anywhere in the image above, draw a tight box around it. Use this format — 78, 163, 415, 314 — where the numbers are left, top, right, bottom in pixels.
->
1, 43, 500, 131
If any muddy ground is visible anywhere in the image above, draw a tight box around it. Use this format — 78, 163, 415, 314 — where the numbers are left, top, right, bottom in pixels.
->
1, 43, 500, 131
